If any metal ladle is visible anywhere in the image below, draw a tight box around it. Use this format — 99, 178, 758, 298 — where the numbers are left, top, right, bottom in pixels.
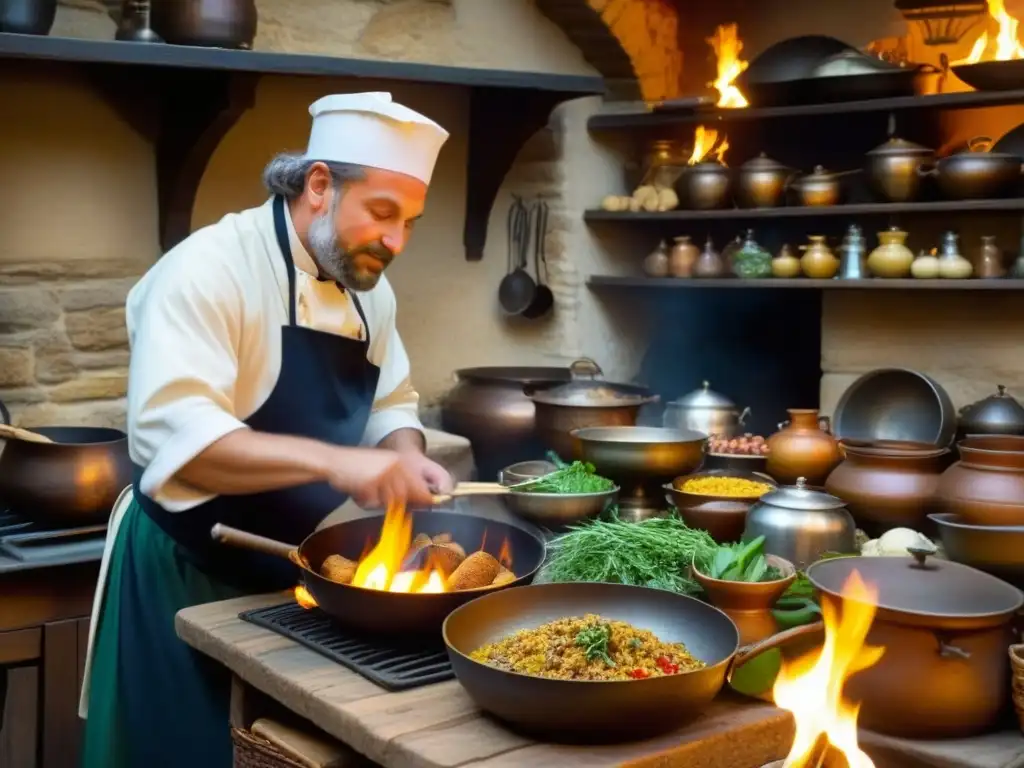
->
522, 200, 554, 319
498, 197, 536, 315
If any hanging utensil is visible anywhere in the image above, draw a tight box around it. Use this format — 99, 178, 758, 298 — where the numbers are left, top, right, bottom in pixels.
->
498, 197, 536, 316
522, 200, 554, 320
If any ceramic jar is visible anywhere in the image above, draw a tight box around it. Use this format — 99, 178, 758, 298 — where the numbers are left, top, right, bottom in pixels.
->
867, 228, 914, 278
669, 236, 699, 277
824, 441, 951, 536
975, 236, 1004, 279
772, 245, 802, 278
935, 435, 1024, 526
911, 249, 940, 279
766, 409, 843, 485
732, 229, 773, 278
800, 235, 840, 279
937, 231, 973, 279
693, 237, 727, 278
643, 240, 670, 277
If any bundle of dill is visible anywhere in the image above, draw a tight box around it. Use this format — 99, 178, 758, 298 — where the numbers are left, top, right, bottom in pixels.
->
538, 514, 718, 596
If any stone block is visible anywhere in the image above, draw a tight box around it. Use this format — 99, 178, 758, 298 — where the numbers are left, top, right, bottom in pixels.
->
14, 399, 127, 430
0, 260, 148, 284
49, 372, 128, 403
58, 278, 139, 311
0, 345, 35, 388
0, 288, 61, 332
64, 307, 128, 351
33, 329, 78, 384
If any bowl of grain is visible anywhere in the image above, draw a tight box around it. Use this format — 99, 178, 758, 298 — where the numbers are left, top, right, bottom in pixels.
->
664, 470, 777, 543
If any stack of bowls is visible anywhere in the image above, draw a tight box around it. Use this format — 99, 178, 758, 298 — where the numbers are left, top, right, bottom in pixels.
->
929, 435, 1024, 587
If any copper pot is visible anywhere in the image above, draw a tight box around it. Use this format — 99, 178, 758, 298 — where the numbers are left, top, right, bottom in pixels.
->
824, 440, 951, 536
935, 435, 1024, 526
808, 552, 1023, 738
151, 0, 257, 48
663, 469, 776, 543
675, 162, 731, 210
765, 409, 842, 485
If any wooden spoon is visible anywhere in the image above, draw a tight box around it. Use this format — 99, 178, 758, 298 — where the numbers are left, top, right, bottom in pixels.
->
431, 481, 510, 505
0, 424, 54, 444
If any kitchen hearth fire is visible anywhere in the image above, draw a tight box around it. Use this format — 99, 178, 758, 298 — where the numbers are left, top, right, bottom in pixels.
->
956, 0, 1024, 62
708, 22, 749, 107
772, 571, 884, 768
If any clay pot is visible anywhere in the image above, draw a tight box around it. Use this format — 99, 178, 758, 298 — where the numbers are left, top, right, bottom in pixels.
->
663, 469, 776, 543
824, 440, 951, 537
975, 235, 1005, 279
643, 240, 670, 278
867, 228, 914, 278
766, 409, 842, 485
799, 235, 839, 279
935, 435, 1024, 526
669, 236, 699, 277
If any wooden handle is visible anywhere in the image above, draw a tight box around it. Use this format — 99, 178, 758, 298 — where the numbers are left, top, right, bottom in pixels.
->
432, 482, 510, 504
0, 423, 53, 444
210, 523, 297, 563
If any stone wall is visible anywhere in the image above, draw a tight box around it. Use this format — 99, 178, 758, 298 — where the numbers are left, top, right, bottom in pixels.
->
0, 1, 600, 428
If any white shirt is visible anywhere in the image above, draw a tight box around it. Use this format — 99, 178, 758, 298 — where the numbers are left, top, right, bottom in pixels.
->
126, 198, 422, 512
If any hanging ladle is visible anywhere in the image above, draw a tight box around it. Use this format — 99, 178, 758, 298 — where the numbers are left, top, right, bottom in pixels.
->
522, 200, 554, 320
498, 196, 536, 315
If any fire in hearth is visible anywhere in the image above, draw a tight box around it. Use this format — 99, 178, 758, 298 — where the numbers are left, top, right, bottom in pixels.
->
955, 0, 1024, 62
707, 23, 749, 108
771, 570, 884, 768
688, 125, 730, 166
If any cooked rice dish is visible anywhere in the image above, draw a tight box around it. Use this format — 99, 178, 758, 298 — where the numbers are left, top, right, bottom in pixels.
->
469, 614, 705, 681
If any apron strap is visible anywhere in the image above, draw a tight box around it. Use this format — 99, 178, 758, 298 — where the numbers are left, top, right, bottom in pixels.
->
272, 195, 299, 327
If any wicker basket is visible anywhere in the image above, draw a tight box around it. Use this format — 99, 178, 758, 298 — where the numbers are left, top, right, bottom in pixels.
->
232, 727, 307, 768
1008, 644, 1024, 732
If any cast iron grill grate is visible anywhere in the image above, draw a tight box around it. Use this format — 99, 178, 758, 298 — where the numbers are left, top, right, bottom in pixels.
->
238, 602, 454, 692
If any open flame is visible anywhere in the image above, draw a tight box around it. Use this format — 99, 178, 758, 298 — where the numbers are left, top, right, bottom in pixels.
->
708, 23, 749, 108
955, 0, 1024, 63
292, 502, 513, 609
688, 125, 730, 165
772, 570, 885, 768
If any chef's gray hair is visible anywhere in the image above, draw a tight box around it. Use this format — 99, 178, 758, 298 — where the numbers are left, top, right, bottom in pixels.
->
261, 152, 365, 199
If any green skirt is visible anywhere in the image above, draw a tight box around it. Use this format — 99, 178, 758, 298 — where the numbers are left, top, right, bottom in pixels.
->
80, 499, 246, 768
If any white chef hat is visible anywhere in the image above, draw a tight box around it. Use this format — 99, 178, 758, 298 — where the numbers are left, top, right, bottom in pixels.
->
303, 92, 449, 185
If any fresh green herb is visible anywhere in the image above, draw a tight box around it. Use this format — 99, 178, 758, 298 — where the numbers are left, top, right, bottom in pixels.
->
575, 622, 615, 666
629, 637, 642, 649
518, 460, 615, 495
538, 513, 718, 596
697, 536, 783, 583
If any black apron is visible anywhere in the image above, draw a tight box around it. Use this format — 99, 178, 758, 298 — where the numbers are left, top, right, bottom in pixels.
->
136, 194, 381, 591
79, 196, 383, 768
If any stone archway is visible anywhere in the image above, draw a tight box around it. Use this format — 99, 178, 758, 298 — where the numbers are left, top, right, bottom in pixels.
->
535, 0, 683, 103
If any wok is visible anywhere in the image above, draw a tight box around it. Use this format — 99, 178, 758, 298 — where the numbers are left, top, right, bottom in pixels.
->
953, 60, 1024, 92
443, 582, 821, 743
211, 511, 546, 636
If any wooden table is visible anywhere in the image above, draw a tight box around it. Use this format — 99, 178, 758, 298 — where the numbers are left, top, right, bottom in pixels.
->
177, 594, 1024, 768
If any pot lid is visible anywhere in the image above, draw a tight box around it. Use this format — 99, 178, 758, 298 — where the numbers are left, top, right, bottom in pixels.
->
530, 379, 654, 407
741, 152, 788, 171
807, 550, 1023, 626
959, 385, 1024, 431
672, 381, 736, 410
867, 136, 932, 157
758, 477, 846, 511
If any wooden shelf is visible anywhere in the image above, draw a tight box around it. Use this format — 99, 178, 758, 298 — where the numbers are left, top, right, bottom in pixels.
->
0, 32, 604, 260
588, 88, 1024, 131
588, 276, 1024, 290
584, 198, 1024, 223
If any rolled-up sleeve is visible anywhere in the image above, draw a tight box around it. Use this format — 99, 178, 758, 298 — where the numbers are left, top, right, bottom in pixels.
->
362, 286, 422, 447
126, 250, 247, 511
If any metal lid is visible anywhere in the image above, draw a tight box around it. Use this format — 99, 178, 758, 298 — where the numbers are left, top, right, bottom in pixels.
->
867, 135, 933, 157
673, 381, 736, 410
808, 549, 1023, 628
758, 477, 847, 511
959, 385, 1024, 432
741, 152, 788, 171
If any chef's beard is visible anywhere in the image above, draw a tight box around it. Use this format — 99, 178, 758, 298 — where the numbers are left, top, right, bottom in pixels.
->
307, 203, 394, 292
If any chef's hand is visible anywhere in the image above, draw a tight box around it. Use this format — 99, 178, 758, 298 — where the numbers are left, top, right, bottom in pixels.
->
325, 447, 436, 509
402, 452, 455, 495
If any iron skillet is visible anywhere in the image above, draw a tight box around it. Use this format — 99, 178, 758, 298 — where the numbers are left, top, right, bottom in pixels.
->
443, 582, 820, 743
211, 511, 546, 637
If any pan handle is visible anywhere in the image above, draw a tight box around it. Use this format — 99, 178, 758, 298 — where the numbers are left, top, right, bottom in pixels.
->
210, 524, 298, 562
727, 621, 825, 682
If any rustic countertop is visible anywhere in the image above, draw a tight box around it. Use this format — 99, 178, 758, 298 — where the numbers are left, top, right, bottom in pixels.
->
176, 594, 1024, 768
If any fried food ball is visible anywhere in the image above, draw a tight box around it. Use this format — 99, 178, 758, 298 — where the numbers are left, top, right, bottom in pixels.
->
447, 551, 500, 591
490, 568, 517, 587
319, 554, 356, 585
421, 543, 466, 576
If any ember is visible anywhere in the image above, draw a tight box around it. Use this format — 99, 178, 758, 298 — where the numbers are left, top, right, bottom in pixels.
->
772, 570, 884, 768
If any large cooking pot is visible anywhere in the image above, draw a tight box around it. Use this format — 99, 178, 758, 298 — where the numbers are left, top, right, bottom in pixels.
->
151, 0, 257, 49
441, 366, 570, 479
662, 381, 750, 438
920, 138, 1023, 200
807, 551, 1023, 738
864, 135, 934, 203
529, 360, 658, 460
935, 435, 1024, 526
958, 385, 1024, 437
0, 426, 132, 525
824, 440, 952, 536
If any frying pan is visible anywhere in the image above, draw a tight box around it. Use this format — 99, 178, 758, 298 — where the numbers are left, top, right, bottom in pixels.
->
953, 60, 1024, 92
211, 511, 546, 636
443, 582, 822, 743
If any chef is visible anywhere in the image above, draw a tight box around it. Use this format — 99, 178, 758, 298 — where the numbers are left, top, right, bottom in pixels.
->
79, 92, 454, 768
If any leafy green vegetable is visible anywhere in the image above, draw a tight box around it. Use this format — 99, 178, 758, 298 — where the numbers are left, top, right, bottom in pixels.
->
698, 536, 783, 583
575, 622, 615, 666
537, 512, 718, 596
517, 460, 615, 494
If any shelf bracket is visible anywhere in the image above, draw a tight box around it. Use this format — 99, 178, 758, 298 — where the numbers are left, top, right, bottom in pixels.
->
463, 88, 576, 261
155, 70, 259, 252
